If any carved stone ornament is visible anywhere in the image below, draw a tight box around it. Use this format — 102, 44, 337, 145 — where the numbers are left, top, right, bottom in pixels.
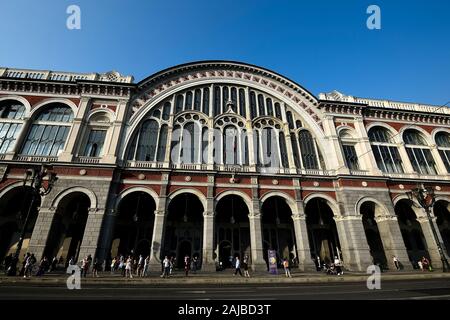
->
79, 169, 87, 176
185, 176, 192, 182
272, 179, 279, 185
138, 173, 146, 180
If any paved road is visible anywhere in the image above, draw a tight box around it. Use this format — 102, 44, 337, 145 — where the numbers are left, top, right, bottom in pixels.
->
1, 278, 450, 300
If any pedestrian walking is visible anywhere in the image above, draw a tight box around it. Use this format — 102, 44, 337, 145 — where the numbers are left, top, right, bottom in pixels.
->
169, 256, 174, 275
161, 256, 170, 278
92, 258, 101, 277
142, 256, 149, 277
418, 260, 423, 271
125, 256, 133, 278
36, 256, 49, 276
243, 255, 250, 278
81, 256, 90, 277
283, 258, 292, 278
192, 256, 198, 274
234, 256, 243, 276
393, 256, 400, 270
136, 255, 144, 276
184, 255, 190, 276
24, 254, 36, 278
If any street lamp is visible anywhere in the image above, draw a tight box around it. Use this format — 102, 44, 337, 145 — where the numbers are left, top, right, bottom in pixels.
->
406, 183, 450, 272
7, 164, 57, 276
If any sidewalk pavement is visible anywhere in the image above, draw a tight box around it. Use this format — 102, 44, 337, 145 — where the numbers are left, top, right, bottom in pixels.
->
1, 269, 450, 286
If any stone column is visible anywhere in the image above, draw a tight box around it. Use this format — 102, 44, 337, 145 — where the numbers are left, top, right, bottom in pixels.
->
202, 175, 215, 271
374, 214, 413, 270
291, 211, 316, 271
77, 208, 105, 261
334, 215, 373, 271
149, 174, 169, 271
248, 213, 266, 271
417, 215, 445, 269
28, 206, 56, 260
149, 208, 166, 272
101, 99, 128, 164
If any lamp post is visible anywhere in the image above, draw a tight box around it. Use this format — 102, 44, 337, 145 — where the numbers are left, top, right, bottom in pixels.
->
406, 184, 450, 272
7, 164, 57, 276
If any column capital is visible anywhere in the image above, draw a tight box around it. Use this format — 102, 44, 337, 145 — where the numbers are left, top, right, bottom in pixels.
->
333, 215, 362, 222
291, 213, 306, 221
154, 210, 165, 217
203, 211, 214, 217
374, 214, 398, 222
417, 216, 435, 224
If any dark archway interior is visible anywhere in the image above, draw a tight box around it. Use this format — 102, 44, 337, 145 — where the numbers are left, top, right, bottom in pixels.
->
215, 195, 250, 268
360, 202, 387, 268
44, 192, 90, 265
164, 193, 203, 268
305, 198, 341, 266
434, 200, 450, 256
0, 186, 40, 264
261, 196, 295, 269
395, 199, 429, 265
112, 191, 155, 260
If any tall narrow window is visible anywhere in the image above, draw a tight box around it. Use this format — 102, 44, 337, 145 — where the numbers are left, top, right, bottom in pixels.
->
185, 92, 193, 110
175, 95, 184, 114
136, 120, 159, 161
274, 103, 282, 120
368, 127, 404, 173
266, 98, 274, 116
298, 130, 318, 169
203, 87, 210, 116
214, 86, 221, 117
170, 125, 182, 164
21, 103, 73, 156
258, 94, 265, 116
162, 102, 171, 120
342, 145, 359, 170
290, 133, 301, 168
279, 133, 289, 168
286, 111, 294, 130
83, 130, 106, 157
403, 129, 437, 175
239, 89, 246, 118
223, 126, 238, 165
194, 89, 201, 111
436, 132, 450, 173
202, 127, 209, 164
231, 87, 237, 106
222, 87, 229, 113
156, 125, 168, 162
250, 91, 257, 119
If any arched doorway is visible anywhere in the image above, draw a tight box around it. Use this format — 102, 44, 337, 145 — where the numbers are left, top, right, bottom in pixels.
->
305, 198, 341, 266
111, 191, 155, 260
359, 201, 388, 268
163, 193, 203, 269
215, 195, 250, 268
44, 192, 90, 265
433, 200, 450, 256
394, 199, 429, 265
261, 196, 296, 269
0, 186, 40, 265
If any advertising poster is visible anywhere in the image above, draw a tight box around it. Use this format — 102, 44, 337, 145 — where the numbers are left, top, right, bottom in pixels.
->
268, 250, 278, 274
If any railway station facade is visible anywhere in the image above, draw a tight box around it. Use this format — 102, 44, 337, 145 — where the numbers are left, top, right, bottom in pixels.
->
0, 61, 449, 272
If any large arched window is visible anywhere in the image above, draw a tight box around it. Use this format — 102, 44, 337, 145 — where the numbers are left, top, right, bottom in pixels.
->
170, 113, 208, 165
368, 127, 404, 173
0, 100, 25, 154
435, 132, 450, 173
403, 129, 437, 175
253, 119, 287, 169
21, 103, 73, 156
215, 116, 248, 166
298, 130, 319, 169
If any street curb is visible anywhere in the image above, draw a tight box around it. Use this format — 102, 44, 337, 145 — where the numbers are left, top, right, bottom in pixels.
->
1, 273, 450, 287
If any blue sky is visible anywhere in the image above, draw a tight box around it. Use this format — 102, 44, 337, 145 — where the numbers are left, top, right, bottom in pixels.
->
0, 0, 449, 105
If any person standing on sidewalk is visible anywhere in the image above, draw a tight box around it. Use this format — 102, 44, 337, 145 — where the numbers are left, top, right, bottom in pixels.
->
161, 256, 170, 278
125, 256, 133, 278
283, 258, 292, 278
184, 255, 190, 276
234, 256, 243, 276
393, 256, 400, 270
243, 255, 250, 278
142, 256, 149, 277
